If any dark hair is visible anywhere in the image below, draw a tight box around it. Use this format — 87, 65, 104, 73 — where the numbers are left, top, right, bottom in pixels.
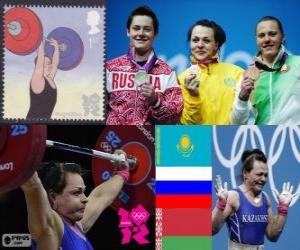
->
241, 149, 267, 177
256, 16, 284, 36
37, 162, 83, 194
187, 19, 226, 50
126, 5, 159, 35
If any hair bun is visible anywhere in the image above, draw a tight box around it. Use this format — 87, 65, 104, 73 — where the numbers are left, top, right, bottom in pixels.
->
241, 149, 264, 163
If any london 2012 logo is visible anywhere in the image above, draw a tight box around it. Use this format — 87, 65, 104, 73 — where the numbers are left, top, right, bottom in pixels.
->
118, 204, 150, 245
213, 125, 300, 206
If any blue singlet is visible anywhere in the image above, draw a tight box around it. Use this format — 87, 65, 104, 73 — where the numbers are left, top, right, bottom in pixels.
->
226, 188, 269, 245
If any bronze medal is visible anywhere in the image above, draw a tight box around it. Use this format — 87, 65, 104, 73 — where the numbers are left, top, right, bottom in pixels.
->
247, 66, 260, 81
279, 64, 290, 73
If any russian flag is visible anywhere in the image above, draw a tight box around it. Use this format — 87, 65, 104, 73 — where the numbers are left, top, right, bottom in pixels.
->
156, 167, 212, 207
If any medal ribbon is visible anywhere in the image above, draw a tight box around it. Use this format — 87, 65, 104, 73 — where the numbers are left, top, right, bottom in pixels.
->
127, 46, 157, 73
190, 55, 219, 67
255, 52, 288, 72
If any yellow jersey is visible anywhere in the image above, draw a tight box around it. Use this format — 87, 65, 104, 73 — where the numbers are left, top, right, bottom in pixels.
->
179, 62, 244, 125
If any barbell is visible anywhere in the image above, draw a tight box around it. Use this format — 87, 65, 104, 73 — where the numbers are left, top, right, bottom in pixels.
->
0, 125, 155, 213
4, 7, 84, 70
45, 140, 138, 169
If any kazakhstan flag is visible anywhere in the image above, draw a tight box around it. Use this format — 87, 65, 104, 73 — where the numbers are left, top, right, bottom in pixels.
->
156, 125, 211, 167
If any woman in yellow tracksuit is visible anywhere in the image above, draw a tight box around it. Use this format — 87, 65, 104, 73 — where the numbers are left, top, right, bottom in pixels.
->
179, 19, 244, 125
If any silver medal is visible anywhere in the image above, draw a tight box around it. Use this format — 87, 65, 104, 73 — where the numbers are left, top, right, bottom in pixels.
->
135, 71, 149, 89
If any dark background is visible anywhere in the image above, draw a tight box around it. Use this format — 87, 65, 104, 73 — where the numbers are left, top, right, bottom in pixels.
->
0, 125, 154, 250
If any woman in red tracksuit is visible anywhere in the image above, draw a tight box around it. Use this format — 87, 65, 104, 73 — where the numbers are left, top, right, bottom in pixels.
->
106, 5, 183, 125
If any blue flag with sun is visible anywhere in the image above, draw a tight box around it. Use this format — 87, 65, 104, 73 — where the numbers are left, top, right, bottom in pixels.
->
155, 125, 211, 167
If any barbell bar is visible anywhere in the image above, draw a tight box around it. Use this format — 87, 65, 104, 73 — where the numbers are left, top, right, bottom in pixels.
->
46, 140, 138, 170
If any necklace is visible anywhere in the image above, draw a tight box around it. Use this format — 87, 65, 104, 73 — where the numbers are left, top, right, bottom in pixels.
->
241, 185, 262, 204
253, 194, 262, 204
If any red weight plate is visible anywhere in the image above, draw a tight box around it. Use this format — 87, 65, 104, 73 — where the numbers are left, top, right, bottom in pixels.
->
92, 126, 155, 214
0, 126, 8, 154
122, 142, 152, 185
0, 125, 47, 193
4, 7, 43, 55
12, 19, 30, 42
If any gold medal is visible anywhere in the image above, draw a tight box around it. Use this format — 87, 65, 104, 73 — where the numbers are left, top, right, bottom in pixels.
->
186, 65, 201, 88
246, 66, 260, 81
189, 64, 201, 78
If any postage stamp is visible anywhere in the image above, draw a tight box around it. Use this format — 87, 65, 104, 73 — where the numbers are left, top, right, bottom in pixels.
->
1, 1, 106, 123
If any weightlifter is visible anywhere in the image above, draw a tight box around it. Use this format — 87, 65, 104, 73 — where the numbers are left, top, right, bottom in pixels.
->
213, 149, 297, 250
21, 150, 129, 250
26, 38, 59, 119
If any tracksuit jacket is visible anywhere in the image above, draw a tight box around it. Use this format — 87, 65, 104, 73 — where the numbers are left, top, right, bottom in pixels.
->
179, 57, 244, 125
231, 46, 300, 125
106, 54, 183, 125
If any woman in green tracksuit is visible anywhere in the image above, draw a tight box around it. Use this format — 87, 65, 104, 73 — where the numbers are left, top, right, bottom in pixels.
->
231, 16, 300, 125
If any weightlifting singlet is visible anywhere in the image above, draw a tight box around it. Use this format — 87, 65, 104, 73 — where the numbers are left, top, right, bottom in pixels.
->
31, 221, 94, 250
26, 77, 57, 119
226, 188, 269, 245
